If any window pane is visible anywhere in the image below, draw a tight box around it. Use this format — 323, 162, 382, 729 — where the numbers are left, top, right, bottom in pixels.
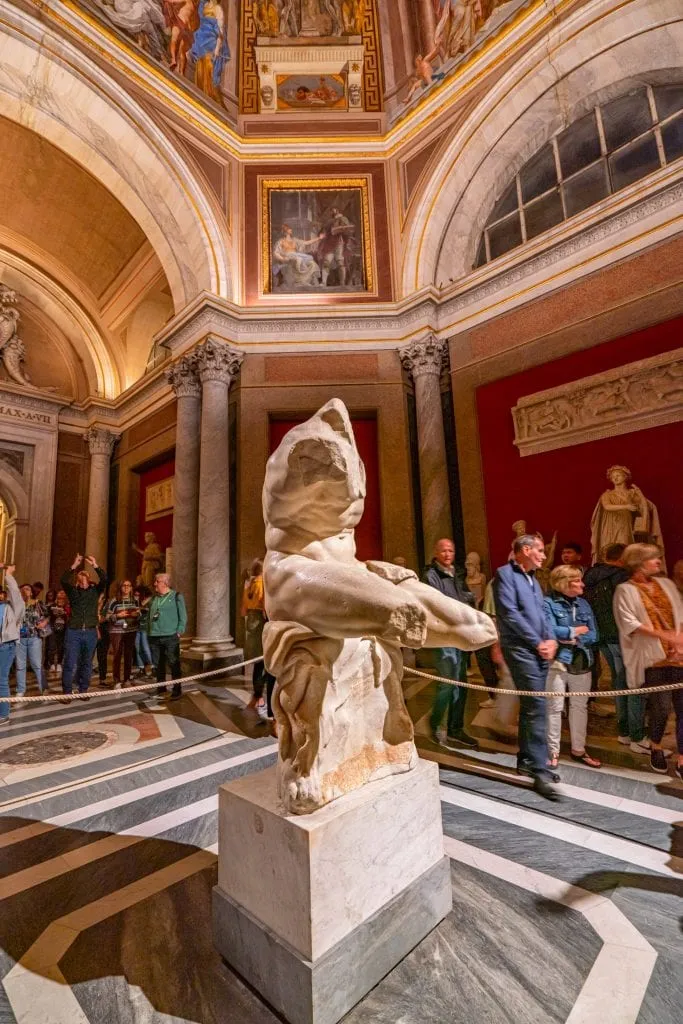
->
489, 181, 518, 222
474, 235, 487, 268
654, 85, 683, 122
519, 144, 557, 203
557, 111, 601, 178
563, 160, 610, 216
662, 113, 683, 163
524, 189, 564, 239
487, 212, 522, 260
609, 132, 661, 191
601, 89, 652, 150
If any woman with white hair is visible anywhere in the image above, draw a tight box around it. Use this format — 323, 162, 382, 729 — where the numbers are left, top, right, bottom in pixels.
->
544, 565, 601, 768
614, 544, 683, 776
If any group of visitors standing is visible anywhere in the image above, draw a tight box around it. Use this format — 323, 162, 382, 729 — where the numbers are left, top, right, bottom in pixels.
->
425, 533, 683, 801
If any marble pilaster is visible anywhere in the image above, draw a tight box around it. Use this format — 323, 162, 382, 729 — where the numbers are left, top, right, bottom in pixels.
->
191, 337, 243, 660
83, 426, 119, 568
166, 354, 201, 637
400, 337, 452, 558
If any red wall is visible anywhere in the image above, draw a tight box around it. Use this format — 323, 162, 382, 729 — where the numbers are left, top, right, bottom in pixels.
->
269, 417, 383, 561
476, 317, 682, 571
138, 459, 175, 555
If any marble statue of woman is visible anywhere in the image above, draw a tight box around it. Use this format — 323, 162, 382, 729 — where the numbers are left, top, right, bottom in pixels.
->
590, 465, 665, 566
132, 531, 165, 587
262, 399, 496, 814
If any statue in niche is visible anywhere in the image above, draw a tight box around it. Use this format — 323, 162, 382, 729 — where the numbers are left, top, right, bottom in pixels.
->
132, 531, 165, 588
465, 552, 486, 608
590, 465, 665, 566
0, 287, 46, 389
262, 399, 496, 814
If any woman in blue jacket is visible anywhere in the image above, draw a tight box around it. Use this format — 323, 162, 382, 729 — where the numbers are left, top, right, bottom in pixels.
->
545, 565, 602, 768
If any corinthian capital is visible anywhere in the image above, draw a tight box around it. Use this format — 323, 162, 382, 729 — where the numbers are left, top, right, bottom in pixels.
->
166, 353, 201, 398
195, 337, 244, 386
83, 426, 119, 458
399, 336, 448, 380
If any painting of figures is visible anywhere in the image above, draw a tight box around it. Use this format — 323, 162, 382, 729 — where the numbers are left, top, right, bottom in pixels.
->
276, 74, 346, 110
263, 180, 373, 294
254, 0, 365, 38
89, 0, 231, 107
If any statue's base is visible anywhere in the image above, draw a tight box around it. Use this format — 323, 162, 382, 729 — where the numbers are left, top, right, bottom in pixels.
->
212, 760, 451, 1024
181, 642, 243, 676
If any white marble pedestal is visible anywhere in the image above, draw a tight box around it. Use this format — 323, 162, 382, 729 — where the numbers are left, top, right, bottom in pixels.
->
212, 758, 451, 1024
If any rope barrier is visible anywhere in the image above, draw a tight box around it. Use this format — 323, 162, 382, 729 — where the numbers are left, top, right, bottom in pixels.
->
404, 665, 683, 699
0, 657, 264, 705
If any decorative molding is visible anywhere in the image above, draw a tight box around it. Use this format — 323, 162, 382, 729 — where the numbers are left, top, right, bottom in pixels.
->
512, 347, 683, 456
165, 353, 201, 399
399, 335, 448, 379
83, 426, 120, 458
254, 42, 364, 114
195, 336, 244, 386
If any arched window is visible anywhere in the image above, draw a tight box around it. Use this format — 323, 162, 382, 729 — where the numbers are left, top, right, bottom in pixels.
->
475, 84, 683, 267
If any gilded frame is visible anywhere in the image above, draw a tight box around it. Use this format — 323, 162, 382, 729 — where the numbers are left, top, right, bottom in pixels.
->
260, 176, 375, 297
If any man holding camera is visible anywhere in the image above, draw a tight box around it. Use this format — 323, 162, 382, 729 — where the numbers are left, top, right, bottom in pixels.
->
61, 553, 108, 698
148, 573, 187, 700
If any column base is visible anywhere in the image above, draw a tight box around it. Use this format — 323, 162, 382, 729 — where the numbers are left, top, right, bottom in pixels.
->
212, 759, 451, 1024
182, 642, 244, 676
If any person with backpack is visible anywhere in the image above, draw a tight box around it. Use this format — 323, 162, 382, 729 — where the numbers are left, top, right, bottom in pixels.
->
582, 543, 645, 751
147, 572, 187, 700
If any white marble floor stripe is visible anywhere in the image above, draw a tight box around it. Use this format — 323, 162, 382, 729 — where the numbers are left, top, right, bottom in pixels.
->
439, 785, 683, 877
3, 848, 217, 1024
553, 780, 683, 825
443, 836, 657, 1024
7, 696, 138, 723
0, 732, 243, 815
0, 738, 274, 851
0, 743, 276, 899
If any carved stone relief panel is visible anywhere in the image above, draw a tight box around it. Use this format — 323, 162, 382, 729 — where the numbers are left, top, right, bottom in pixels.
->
512, 347, 683, 456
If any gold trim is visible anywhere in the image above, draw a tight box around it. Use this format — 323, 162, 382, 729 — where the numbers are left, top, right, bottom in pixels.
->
259, 176, 375, 297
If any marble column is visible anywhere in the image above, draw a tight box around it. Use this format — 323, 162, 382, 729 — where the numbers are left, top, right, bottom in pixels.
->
191, 337, 243, 659
166, 353, 201, 638
83, 426, 119, 569
399, 336, 453, 559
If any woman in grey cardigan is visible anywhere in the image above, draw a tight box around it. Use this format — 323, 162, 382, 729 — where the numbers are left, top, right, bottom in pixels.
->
0, 565, 26, 725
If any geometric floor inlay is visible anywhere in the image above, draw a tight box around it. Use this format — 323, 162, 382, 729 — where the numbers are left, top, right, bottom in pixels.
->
0, 731, 109, 764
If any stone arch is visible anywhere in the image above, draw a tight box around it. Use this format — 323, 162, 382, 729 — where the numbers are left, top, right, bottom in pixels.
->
0, 2, 232, 311
401, 0, 683, 293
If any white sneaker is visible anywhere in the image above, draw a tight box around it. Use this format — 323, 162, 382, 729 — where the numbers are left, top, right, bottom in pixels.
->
256, 700, 268, 720
630, 739, 651, 754
618, 736, 630, 745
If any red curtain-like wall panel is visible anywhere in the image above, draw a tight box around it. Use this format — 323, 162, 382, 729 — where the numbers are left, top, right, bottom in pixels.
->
269, 417, 383, 561
137, 459, 175, 555
476, 317, 683, 571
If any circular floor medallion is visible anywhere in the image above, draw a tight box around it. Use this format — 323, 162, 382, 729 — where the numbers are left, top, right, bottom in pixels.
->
1, 731, 109, 765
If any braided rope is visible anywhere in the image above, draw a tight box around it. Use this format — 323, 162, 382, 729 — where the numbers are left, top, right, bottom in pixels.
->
404, 665, 683, 699
0, 657, 264, 705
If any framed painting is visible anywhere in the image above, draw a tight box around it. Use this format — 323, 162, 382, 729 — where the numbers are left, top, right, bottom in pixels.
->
275, 74, 347, 111
261, 177, 374, 295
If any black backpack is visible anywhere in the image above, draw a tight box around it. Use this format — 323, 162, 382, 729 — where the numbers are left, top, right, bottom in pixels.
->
584, 575, 619, 642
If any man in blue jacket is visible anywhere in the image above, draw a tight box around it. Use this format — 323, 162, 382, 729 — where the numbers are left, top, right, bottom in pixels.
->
423, 538, 478, 750
493, 533, 560, 801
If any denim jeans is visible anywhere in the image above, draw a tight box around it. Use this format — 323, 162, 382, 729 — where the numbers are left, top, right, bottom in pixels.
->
16, 636, 45, 694
149, 634, 182, 688
135, 630, 152, 668
601, 642, 645, 742
0, 640, 18, 720
502, 644, 551, 780
429, 647, 467, 737
62, 628, 98, 694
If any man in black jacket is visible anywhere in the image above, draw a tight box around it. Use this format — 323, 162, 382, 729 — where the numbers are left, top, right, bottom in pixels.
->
61, 553, 107, 698
423, 538, 478, 749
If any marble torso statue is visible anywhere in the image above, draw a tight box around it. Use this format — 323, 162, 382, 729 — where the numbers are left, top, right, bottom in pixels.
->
263, 399, 496, 814
590, 465, 664, 565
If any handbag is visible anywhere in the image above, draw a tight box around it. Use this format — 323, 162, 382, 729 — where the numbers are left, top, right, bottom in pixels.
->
566, 645, 590, 675
37, 623, 53, 639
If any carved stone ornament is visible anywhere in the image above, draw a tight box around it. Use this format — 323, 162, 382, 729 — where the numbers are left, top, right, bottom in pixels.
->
165, 353, 201, 399
0, 286, 40, 389
399, 335, 448, 379
83, 426, 119, 458
194, 337, 244, 386
512, 347, 683, 456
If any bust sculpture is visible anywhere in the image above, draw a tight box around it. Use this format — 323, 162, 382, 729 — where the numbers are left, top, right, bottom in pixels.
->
262, 399, 496, 814
465, 552, 486, 608
132, 531, 164, 588
590, 465, 664, 565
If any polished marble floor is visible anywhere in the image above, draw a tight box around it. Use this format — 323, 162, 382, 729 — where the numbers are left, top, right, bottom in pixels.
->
0, 671, 681, 1024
